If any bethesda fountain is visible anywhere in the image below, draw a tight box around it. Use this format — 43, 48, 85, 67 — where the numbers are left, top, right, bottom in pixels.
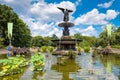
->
52, 7, 82, 55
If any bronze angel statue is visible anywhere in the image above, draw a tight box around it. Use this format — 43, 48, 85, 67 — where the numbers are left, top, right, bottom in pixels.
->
57, 7, 73, 22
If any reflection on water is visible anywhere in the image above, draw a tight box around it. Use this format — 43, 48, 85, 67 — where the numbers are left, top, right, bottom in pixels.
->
0, 53, 120, 80
52, 58, 80, 80
75, 53, 119, 80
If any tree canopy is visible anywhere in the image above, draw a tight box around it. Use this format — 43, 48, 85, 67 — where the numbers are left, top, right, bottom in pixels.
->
95, 26, 120, 48
31, 34, 58, 47
0, 4, 31, 47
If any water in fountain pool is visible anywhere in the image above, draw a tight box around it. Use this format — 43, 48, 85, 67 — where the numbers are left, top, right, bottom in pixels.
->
0, 53, 120, 80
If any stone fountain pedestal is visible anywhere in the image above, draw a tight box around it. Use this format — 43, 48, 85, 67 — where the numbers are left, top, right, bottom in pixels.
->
52, 22, 82, 55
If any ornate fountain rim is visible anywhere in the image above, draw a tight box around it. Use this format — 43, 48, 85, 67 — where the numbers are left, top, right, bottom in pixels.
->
58, 22, 74, 27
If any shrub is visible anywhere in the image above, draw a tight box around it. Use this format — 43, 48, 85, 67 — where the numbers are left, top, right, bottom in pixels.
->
111, 45, 120, 49
77, 46, 81, 52
41, 46, 47, 53
66, 50, 76, 59
84, 47, 90, 52
48, 46, 54, 53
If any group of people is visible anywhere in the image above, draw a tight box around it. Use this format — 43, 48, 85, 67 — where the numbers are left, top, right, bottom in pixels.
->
7, 46, 30, 57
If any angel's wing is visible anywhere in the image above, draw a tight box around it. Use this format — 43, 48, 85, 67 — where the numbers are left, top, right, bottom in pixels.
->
68, 9, 73, 13
57, 7, 65, 13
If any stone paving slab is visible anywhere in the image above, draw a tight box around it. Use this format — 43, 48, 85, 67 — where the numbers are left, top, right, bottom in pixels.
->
0, 49, 8, 54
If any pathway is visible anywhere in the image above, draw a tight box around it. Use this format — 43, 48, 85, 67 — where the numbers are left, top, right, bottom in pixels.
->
0, 49, 8, 54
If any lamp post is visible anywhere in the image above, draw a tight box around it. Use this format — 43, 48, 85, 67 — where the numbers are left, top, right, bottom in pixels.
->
7, 22, 13, 57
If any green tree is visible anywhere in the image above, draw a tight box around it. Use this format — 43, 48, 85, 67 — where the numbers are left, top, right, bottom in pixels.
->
82, 36, 97, 47
97, 28, 115, 47
12, 19, 31, 47
74, 33, 82, 39
0, 37, 4, 48
114, 27, 120, 45
31, 35, 56, 47
31, 36, 44, 47
73, 33, 97, 48
98, 30, 108, 47
51, 34, 58, 40
50, 34, 58, 46
0, 4, 31, 47
43, 36, 52, 46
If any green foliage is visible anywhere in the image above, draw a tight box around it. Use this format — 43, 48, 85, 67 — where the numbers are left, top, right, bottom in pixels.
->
97, 30, 116, 47
111, 45, 120, 49
77, 46, 81, 52
41, 46, 47, 53
73, 33, 97, 48
31, 54, 45, 71
96, 26, 120, 47
74, 33, 82, 39
84, 47, 90, 52
31, 35, 56, 47
0, 37, 4, 48
51, 34, 58, 40
0, 4, 31, 47
73, 26, 120, 48
0, 55, 29, 76
31, 36, 44, 47
48, 46, 54, 53
78, 40, 90, 48
66, 51, 76, 59
43, 36, 53, 46
114, 27, 120, 45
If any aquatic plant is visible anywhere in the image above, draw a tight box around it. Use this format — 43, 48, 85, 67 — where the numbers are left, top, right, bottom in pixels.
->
66, 51, 76, 59
84, 47, 90, 52
31, 54, 45, 71
48, 46, 54, 53
41, 46, 47, 53
77, 46, 81, 52
0, 55, 29, 76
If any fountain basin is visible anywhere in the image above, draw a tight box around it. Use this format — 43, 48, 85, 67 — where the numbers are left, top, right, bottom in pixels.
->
58, 22, 74, 27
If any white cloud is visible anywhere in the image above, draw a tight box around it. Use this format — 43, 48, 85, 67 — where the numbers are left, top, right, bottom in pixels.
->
97, 0, 114, 8
80, 26, 97, 36
30, 1, 76, 23
1, 0, 31, 16
20, 15, 62, 37
57, 1, 76, 10
70, 26, 97, 36
74, 8, 118, 25
4, 0, 14, 3
75, 0, 81, 6
106, 10, 118, 20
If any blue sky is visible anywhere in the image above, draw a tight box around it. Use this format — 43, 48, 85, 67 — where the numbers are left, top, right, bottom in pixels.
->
0, 0, 120, 37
